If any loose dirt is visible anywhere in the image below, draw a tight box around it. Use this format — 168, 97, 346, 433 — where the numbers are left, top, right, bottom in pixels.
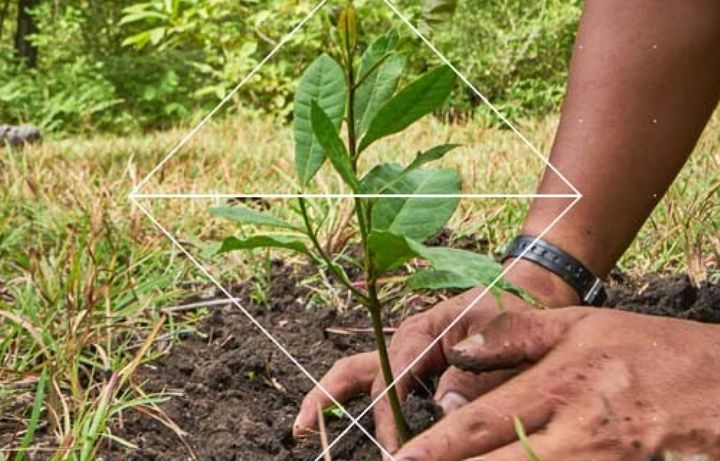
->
95, 258, 720, 461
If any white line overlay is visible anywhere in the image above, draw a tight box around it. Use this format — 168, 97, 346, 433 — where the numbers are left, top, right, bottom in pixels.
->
130, 197, 396, 460
380, 0, 580, 198
129, 0, 584, 459
132, 0, 330, 195
130, 193, 579, 200
313, 197, 580, 461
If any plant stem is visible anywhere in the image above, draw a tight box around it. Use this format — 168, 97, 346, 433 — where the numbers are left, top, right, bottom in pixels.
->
367, 280, 412, 443
346, 54, 359, 168
341, 13, 411, 443
298, 197, 370, 304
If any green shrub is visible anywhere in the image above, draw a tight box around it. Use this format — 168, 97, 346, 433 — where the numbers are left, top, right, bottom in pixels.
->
430, 0, 582, 121
0, 5, 120, 133
0, 2, 205, 134
0, 0, 581, 135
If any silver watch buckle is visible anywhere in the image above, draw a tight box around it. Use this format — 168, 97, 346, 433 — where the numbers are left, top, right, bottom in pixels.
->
583, 278, 605, 305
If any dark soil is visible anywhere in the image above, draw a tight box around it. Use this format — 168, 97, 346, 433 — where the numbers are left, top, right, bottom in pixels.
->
605, 272, 720, 323
97, 261, 720, 461
100, 261, 442, 461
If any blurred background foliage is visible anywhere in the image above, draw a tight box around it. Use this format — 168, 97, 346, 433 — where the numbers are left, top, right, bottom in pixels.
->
0, 0, 582, 136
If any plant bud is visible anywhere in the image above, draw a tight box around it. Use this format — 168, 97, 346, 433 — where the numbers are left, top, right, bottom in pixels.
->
338, 6, 357, 49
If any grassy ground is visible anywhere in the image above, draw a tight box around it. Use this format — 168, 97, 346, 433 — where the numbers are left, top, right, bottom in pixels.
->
1, 110, 718, 459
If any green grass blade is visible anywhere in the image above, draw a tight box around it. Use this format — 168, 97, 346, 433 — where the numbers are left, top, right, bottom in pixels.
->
14, 367, 48, 461
514, 416, 543, 461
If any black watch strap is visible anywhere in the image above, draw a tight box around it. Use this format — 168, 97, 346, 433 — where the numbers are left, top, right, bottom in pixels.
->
501, 236, 607, 306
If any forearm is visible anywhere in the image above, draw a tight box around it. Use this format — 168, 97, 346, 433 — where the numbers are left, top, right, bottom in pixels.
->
522, 0, 720, 277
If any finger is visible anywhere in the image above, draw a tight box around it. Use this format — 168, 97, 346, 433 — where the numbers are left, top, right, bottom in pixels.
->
372, 288, 522, 452
394, 370, 557, 461
434, 367, 520, 415
448, 307, 592, 373
466, 432, 547, 461
477, 431, 640, 461
294, 351, 377, 438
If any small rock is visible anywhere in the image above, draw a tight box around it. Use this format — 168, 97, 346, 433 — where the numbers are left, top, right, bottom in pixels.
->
1, 124, 42, 147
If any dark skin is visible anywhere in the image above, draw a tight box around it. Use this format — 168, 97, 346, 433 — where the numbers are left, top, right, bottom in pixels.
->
295, 0, 720, 459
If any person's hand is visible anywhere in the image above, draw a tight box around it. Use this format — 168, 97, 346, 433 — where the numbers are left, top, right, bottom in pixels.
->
294, 261, 579, 453
293, 287, 524, 452
393, 307, 720, 461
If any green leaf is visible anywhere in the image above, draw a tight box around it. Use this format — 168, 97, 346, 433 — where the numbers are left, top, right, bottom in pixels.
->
420, 0, 459, 30
367, 164, 460, 241
209, 206, 299, 230
355, 53, 406, 136
360, 144, 461, 195
357, 30, 399, 82
216, 235, 310, 255
407, 246, 504, 290
294, 54, 346, 184
367, 230, 418, 273
361, 162, 403, 194
310, 101, 360, 192
406, 245, 529, 298
404, 144, 461, 172
367, 230, 510, 292
358, 66, 455, 153
406, 269, 479, 290
354, 31, 406, 135
323, 404, 346, 419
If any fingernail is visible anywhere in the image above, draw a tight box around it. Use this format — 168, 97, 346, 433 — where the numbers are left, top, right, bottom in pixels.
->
462, 333, 485, 350
292, 413, 310, 438
437, 391, 469, 414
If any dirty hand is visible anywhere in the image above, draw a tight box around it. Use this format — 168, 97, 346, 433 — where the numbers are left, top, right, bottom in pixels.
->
294, 261, 578, 452
393, 307, 720, 461
292, 287, 524, 452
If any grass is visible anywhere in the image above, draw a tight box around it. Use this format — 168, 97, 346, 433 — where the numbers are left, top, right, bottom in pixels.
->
1, 108, 718, 459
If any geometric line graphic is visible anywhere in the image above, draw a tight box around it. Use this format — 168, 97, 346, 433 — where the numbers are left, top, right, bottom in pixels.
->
129, 0, 583, 459
131, 0, 581, 199
313, 197, 580, 461
130, 198, 398, 460
131, 193, 579, 199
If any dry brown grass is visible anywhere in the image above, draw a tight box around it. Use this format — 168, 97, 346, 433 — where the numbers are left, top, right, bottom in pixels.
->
1, 108, 717, 458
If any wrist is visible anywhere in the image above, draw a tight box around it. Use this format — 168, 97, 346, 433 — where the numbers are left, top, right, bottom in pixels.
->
503, 258, 581, 308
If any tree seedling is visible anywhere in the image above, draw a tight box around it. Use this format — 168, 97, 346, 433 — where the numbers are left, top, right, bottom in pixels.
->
211, 3, 523, 443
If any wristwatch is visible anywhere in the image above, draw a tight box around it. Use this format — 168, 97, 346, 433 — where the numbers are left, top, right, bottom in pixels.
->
501, 236, 607, 306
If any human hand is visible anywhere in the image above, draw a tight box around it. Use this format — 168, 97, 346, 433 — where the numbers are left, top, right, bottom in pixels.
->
393, 307, 720, 461
294, 261, 579, 453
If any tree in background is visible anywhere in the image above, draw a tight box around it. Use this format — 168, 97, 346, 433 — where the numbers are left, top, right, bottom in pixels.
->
14, 0, 40, 67
0, 0, 12, 40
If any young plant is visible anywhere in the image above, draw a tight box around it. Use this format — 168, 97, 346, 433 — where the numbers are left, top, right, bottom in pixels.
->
210, 4, 522, 442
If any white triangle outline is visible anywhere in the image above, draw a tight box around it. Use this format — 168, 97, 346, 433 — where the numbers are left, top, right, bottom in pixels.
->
130, 0, 581, 201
